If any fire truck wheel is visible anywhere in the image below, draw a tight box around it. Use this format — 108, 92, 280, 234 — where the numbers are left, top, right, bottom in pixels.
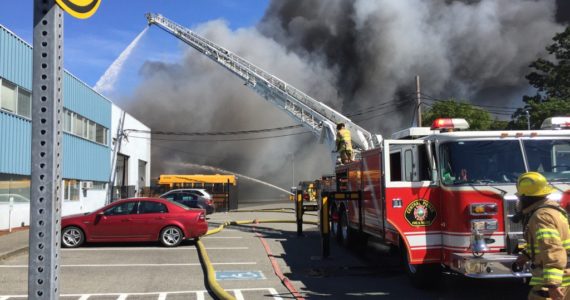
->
330, 207, 340, 242
339, 209, 355, 248
401, 242, 441, 288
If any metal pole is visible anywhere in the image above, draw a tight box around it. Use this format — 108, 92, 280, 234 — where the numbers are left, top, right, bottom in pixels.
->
526, 110, 531, 130
29, 1, 63, 299
416, 75, 422, 127
291, 152, 295, 189
8, 196, 13, 233
321, 194, 330, 258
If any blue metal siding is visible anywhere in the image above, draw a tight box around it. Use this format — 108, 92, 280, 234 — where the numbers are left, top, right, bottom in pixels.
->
63, 74, 111, 128
0, 111, 31, 175
0, 26, 33, 90
0, 24, 112, 181
62, 134, 110, 182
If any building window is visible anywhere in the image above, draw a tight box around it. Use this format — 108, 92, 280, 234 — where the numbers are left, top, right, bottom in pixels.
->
96, 124, 107, 144
0, 78, 31, 119
63, 108, 108, 146
64, 180, 80, 201
1, 80, 17, 113
91, 182, 106, 190
17, 89, 31, 118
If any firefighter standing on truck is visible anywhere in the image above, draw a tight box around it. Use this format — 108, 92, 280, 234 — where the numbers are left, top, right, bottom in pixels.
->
514, 172, 570, 300
336, 123, 353, 164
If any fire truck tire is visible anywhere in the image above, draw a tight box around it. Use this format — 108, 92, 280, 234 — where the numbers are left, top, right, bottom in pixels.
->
330, 206, 340, 242
401, 242, 441, 288
339, 209, 355, 248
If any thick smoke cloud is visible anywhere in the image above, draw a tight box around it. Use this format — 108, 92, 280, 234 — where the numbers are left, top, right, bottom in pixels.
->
125, 0, 565, 199
125, 20, 336, 198
258, 0, 565, 133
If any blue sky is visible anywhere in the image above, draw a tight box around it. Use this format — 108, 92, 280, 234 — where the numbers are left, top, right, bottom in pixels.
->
0, 1, 269, 99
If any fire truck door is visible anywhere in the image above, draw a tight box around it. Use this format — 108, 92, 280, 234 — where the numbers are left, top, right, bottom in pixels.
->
384, 140, 442, 264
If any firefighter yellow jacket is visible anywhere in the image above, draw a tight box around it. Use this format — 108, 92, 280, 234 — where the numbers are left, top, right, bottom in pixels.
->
336, 128, 352, 151
523, 199, 570, 287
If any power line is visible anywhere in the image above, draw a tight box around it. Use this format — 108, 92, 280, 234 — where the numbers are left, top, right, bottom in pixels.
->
124, 124, 304, 136
353, 99, 416, 122
127, 130, 312, 142
420, 93, 520, 111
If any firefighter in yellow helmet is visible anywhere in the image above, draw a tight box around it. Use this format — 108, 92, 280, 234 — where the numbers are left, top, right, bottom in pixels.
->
514, 172, 569, 300
335, 123, 353, 164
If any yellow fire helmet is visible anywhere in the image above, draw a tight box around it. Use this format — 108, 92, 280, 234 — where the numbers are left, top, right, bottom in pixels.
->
516, 172, 556, 197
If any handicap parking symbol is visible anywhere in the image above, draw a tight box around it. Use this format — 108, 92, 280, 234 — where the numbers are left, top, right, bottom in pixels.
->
216, 271, 266, 281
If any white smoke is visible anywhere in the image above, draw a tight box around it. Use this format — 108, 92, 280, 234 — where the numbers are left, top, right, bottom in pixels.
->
94, 27, 148, 96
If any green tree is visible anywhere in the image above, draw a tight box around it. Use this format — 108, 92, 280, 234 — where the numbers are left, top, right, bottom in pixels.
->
512, 26, 570, 129
422, 100, 492, 130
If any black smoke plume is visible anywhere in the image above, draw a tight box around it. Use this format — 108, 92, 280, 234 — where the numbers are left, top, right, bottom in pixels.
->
125, 0, 566, 199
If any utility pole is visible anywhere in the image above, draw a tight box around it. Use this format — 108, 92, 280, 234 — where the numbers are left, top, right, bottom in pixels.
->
525, 110, 531, 130
416, 75, 422, 127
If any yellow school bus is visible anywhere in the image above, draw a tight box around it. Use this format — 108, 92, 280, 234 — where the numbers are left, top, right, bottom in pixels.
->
157, 174, 238, 211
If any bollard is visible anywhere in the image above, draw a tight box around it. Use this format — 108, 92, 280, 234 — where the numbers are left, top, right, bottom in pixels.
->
295, 190, 303, 236
320, 193, 330, 258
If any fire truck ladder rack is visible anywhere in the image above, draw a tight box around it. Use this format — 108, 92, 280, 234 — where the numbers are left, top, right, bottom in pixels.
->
145, 13, 380, 152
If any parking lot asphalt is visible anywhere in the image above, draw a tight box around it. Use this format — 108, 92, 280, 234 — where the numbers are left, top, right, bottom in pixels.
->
0, 201, 531, 299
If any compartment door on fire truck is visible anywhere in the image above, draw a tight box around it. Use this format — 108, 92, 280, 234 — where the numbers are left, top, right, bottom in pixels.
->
383, 140, 442, 264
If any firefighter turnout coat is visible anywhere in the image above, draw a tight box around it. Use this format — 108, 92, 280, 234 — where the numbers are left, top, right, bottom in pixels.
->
523, 199, 570, 287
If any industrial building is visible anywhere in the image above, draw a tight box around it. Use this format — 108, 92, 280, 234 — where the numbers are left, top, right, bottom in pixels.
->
0, 24, 151, 230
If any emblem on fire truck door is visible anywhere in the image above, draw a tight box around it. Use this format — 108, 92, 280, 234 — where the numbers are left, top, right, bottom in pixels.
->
404, 199, 437, 227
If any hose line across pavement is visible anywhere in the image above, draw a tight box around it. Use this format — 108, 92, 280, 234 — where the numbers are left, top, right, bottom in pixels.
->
195, 213, 319, 300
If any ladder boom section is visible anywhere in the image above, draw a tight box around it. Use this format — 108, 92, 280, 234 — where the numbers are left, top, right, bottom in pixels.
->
146, 13, 379, 150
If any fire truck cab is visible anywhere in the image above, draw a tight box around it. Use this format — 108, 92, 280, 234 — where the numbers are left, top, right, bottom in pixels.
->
329, 117, 570, 286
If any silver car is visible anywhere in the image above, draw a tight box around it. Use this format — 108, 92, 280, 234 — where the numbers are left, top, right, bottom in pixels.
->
160, 189, 215, 214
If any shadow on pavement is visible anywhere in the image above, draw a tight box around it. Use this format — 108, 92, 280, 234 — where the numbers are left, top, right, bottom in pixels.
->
207, 220, 530, 300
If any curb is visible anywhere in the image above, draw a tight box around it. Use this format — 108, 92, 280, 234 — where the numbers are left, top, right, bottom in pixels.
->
0, 246, 29, 261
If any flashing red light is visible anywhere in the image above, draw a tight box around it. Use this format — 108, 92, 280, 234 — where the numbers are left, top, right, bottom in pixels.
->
431, 118, 470, 130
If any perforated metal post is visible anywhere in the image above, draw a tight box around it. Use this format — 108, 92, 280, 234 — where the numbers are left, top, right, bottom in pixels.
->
28, 1, 64, 298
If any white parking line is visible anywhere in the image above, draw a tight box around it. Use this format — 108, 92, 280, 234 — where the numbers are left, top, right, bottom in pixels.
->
1, 288, 282, 299
234, 289, 245, 300
0, 262, 257, 268
196, 290, 206, 300
61, 246, 248, 251
268, 288, 284, 300
204, 247, 248, 250
202, 236, 243, 239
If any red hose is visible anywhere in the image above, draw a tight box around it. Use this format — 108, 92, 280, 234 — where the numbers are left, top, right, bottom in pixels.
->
252, 220, 306, 300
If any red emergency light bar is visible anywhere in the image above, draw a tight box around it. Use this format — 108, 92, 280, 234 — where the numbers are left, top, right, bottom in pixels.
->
541, 117, 570, 130
431, 118, 470, 130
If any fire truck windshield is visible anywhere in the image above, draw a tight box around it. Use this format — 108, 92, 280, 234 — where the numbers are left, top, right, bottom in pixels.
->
523, 139, 570, 182
440, 140, 525, 185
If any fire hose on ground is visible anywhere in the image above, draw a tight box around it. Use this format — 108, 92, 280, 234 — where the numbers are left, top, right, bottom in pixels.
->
195, 216, 319, 300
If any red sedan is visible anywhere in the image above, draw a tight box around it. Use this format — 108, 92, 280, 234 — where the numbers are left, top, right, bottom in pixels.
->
61, 198, 208, 248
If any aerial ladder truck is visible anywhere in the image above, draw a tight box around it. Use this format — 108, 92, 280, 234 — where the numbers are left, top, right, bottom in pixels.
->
145, 13, 381, 166
145, 13, 570, 288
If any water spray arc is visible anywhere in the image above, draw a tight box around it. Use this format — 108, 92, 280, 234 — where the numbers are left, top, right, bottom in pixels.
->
170, 162, 293, 195
94, 27, 148, 95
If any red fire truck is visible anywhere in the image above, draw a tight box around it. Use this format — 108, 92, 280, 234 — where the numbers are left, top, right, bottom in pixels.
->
327, 117, 570, 286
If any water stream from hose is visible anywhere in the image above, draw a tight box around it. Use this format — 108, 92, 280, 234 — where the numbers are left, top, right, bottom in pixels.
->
171, 162, 294, 195
94, 27, 149, 95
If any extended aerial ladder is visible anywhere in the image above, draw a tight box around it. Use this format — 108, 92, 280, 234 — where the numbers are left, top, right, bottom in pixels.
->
145, 13, 381, 157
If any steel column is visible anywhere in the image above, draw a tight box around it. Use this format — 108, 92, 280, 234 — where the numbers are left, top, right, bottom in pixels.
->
28, 1, 64, 298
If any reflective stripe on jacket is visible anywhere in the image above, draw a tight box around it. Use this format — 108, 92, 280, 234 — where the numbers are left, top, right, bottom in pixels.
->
524, 199, 570, 287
